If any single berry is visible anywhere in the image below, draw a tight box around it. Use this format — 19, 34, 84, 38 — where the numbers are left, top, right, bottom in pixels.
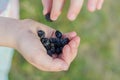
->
56, 48, 61, 54
55, 38, 62, 47
55, 30, 62, 38
38, 30, 45, 39
61, 38, 69, 46
49, 38, 57, 43
50, 43, 55, 47
45, 45, 51, 50
41, 38, 50, 46
50, 47, 55, 53
47, 50, 53, 56
45, 13, 53, 22
41, 38, 48, 44
59, 47, 62, 54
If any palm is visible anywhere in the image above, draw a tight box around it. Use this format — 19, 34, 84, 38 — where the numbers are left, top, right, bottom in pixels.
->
17, 25, 80, 71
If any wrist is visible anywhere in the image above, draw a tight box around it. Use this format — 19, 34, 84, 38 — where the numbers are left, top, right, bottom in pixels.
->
0, 17, 19, 48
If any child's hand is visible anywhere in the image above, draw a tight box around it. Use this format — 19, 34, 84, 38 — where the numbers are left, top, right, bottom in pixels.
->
42, 0, 104, 21
0, 17, 80, 71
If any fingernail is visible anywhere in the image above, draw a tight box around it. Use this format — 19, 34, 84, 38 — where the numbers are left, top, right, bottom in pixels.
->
90, 4, 96, 12
51, 15, 58, 21
97, 5, 102, 10
68, 14, 76, 21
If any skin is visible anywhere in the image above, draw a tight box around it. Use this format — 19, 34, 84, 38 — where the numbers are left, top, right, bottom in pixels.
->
42, 0, 104, 21
0, 17, 80, 72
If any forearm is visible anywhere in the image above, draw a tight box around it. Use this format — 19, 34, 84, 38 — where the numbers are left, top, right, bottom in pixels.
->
0, 17, 18, 48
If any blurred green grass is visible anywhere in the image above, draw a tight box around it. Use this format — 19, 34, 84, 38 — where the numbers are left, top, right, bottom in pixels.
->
9, 0, 120, 80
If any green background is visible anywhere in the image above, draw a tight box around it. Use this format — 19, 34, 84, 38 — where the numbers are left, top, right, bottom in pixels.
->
9, 0, 120, 80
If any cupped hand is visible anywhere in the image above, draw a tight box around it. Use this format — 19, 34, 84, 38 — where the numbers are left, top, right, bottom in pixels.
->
15, 19, 80, 71
42, 0, 104, 21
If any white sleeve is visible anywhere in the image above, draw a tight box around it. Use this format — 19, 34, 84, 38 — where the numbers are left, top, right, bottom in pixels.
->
0, 0, 9, 13
0, 0, 19, 19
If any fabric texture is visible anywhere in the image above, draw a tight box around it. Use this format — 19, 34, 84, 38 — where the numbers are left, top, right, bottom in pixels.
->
0, 0, 9, 13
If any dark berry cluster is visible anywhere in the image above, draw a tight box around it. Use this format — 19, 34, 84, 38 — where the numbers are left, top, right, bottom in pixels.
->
38, 30, 69, 57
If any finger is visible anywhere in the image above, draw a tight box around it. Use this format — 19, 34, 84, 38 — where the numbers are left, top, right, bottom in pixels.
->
69, 36, 80, 48
63, 31, 77, 40
96, 0, 104, 10
42, 0, 52, 15
67, 0, 84, 21
61, 45, 71, 65
50, 0, 64, 21
68, 36, 80, 61
87, 0, 97, 12
60, 36, 80, 65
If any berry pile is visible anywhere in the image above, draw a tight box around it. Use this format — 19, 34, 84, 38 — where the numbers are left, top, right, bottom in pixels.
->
45, 13, 53, 22
38, 30, 69, 57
